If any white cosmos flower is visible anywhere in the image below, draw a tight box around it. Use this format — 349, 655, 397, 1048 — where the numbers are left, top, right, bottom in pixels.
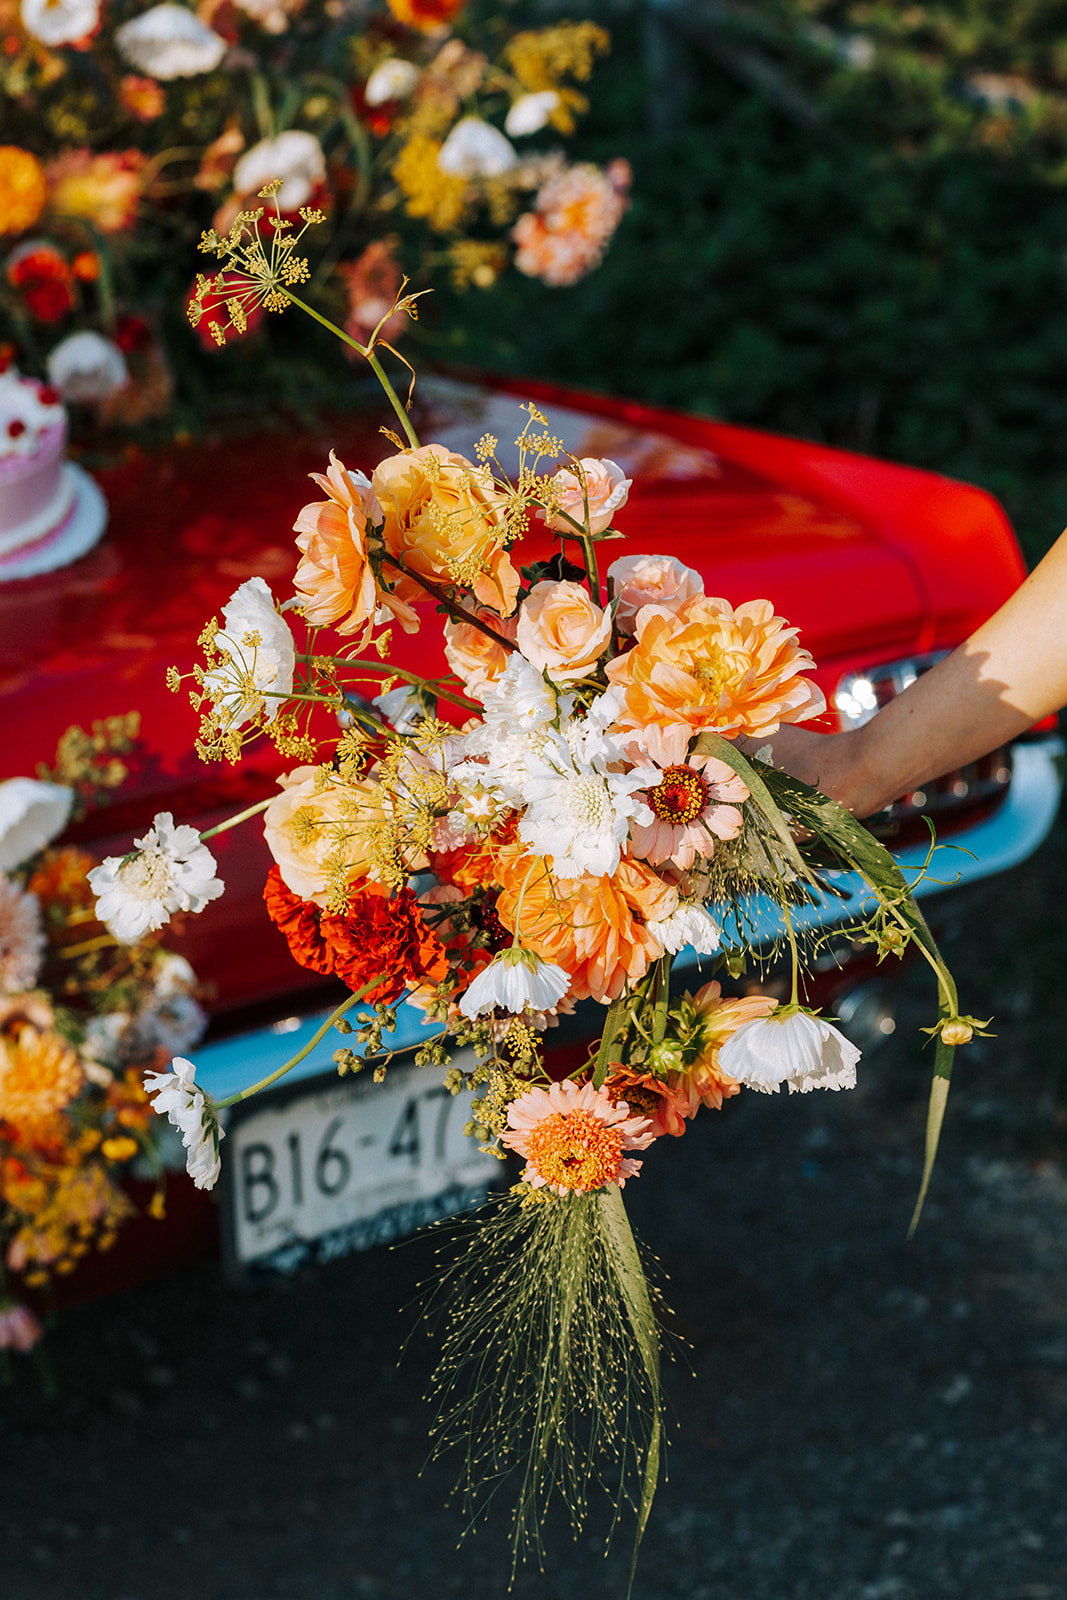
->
718, 1009, 860, 1095
459, 947, 570, 1019
519, 730, 652, 879
648, 901, 721, 956
437, 117, 517, 178
505, 90, 560, 137
0, 778, 73, 872
115, 4, 227, 79
48, 331, 128, 403
143, 1056, 223, 1190
365, 58, 418, 106
203, 577, 296, 730
232, 130, 326, 212
20, 0, 98, 46
88, 813, 223, 944
373, 684, 424, 734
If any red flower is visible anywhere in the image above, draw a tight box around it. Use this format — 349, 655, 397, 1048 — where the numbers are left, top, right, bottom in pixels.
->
263, 867, 448, 1003
6, 242, 73, 323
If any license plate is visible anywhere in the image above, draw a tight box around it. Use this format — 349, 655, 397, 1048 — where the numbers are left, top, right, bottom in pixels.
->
220, 1051, 500, 1281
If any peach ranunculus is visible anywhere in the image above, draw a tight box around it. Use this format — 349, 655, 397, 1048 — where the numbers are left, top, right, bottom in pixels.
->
372, 444, 519, 618
444, 605, 518, 695
263, 766, 385, 907
605, 593, 826, 743
515, 579, 611, 683
46, 149, 146, 234
293, 450, 417, 643
542, 457, 631, 536
494, 850, 675, 1003
607, 553, 704, 636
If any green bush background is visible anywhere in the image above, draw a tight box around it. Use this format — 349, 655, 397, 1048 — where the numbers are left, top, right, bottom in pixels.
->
437, 0, 1067, 565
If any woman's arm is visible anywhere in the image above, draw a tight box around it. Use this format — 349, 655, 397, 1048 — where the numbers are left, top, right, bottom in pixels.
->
770, 529, 1067, 817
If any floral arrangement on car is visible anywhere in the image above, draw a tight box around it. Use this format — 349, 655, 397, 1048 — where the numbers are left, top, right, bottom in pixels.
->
0, 715, 208, 1373
0, 0, 627, 423
83, 199, 981, 1582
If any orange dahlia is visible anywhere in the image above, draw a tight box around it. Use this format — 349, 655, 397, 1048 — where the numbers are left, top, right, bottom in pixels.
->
604, 1065, 694, 1138
0, 1025, 84, 1134
494, 851, 674, 1003
501, 1078, 655, 1195
605, 594, 825, 743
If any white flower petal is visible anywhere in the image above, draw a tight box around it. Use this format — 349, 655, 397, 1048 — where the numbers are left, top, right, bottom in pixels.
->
115, 4, 226, 80
438, 117, 517, 179
718, 1011, 860, 1095
0, 777, 73, 872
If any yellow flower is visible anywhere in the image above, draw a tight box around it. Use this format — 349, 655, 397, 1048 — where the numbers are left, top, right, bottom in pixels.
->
0, 147, 48, 236
392, 134, 468, 232
0, 1025, 84, 1133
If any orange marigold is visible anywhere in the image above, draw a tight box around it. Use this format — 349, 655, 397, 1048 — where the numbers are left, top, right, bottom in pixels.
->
494, 851, 674, 1003
606, 593, 825, 743
0, 146, 47, 236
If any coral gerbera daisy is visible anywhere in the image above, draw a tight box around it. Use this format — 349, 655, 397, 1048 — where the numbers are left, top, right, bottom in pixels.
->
500, 1078, 655, 1195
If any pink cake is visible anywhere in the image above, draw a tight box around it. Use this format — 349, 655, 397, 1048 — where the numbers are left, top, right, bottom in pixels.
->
0, 365, 75, 564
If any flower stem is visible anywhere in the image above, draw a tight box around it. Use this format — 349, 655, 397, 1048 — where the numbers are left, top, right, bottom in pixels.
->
380, 554, 518, 652
320, 657, 480, 712
216, 985, 375, 1108
283, 292, 421, 449
591, 995, 629, 1090
199, 796, 272, 842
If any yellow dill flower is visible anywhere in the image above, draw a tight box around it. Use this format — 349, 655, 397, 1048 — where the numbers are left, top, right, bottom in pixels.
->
392, 134, 468, 232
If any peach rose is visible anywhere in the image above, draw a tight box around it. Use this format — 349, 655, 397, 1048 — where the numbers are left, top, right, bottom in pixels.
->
541, 457, 631, 536
515, 579, 611, 683
607, 553, 704, 635
605, 593, 826, 742
263, 766, 383, 906
293, 451, 417, 643
444, 605, 518, 695
372, 444, 519, 617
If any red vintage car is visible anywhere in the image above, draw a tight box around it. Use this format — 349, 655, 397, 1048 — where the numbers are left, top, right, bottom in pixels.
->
2, 375, 1061, 1287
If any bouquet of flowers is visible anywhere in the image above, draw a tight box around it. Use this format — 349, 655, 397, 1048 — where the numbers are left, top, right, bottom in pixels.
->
85, 204, 981, 1580
0, 716, 207, 1370
0, 0, 626, 423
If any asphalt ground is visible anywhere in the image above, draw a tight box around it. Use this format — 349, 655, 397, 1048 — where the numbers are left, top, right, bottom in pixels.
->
4, 814, 1067, 1600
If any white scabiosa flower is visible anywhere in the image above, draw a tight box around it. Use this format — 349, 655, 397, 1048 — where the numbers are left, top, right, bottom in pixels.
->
232, 130, 326, 212
202, 576, 296, 731
718, 1008, 860, 1095
0, 777, 73, 872
437, 117, 517, 179
519, 731, 652, 879
459, 947, 570, 1019
20, 0, 98, 45
143, 1056, 223, 1190
505, 90, 560, 137
115, 4, 227, 79
48, 330, 128, 403
365, 57, 419, 106
648, 901, 721, 957
87, 813, 223, 944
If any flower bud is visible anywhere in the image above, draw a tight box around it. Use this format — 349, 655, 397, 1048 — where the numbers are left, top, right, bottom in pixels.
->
940, 1019, 973, 1047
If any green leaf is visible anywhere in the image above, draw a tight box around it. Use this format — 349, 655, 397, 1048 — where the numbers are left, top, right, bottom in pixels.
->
692, 731, 814, 883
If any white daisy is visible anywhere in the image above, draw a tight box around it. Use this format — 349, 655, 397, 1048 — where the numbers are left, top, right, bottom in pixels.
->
519, 729, 652, 879
88, 813, 223, 944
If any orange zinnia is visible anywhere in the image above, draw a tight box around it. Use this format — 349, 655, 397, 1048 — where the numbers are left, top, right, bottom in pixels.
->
605, 593, 825, 742
494, 851, 674, 1003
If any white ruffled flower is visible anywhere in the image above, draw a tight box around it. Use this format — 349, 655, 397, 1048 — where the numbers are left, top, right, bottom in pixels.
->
365, 58, 418, 106
143, 1056, 223, 1190
0, 874, 44, 994
88, 813, 224, 944
505, 90, 560, 137
0, 778, 73, 872
115, 4, 227, 79
648, 901, 721, 957
437, 117, 517, 178
373, 684, 424, 735
718, 1009, 861, 1095
232, 130, 326, 212
20, 0, 98, 46
203, 577, 296, 730
519, 730, 652, 879
48, 331, 128, 404
459, 947, 570, 1019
